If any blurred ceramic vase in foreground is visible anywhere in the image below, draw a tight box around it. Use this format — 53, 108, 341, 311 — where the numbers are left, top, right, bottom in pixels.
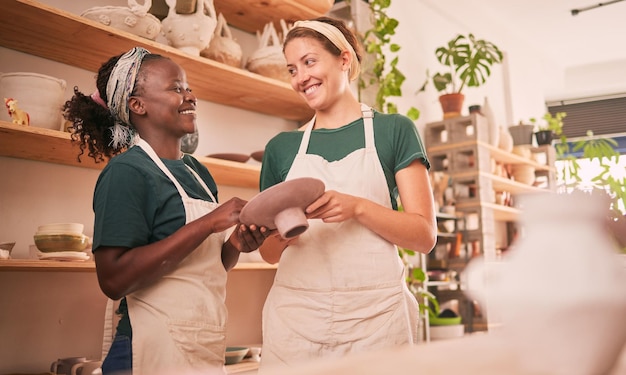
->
465, 191, 626, 375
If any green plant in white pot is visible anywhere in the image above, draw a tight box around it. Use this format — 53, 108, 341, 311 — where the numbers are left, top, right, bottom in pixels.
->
419, 33, 503, 118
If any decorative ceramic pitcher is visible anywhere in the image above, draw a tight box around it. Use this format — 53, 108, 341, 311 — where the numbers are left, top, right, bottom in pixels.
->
200, 13, 243, 68
161, 0, 217, 56
0, 72, 66, 130
81, 0, 161, 41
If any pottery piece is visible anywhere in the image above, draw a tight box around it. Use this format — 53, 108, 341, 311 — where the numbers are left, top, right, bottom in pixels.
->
81, 0, 161, 40
510, 164, 535, 185
180, 128, 199, 153
161, 0, 217, 56
51, 357, 87, 375
250, 150, 264, 162
466, 192, 626, 375
498, 125, 514, 152
482, 97, 499, 147
200, 13, 242, 68
246, 20, 291, 83
239, 177, 325, 239
0, 72, 66, 130
508, 123, 534, 146
206, 153, 250, 163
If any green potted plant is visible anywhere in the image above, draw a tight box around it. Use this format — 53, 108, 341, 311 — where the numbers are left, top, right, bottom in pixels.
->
419, 33, 504, 118
530, 111, 566, 145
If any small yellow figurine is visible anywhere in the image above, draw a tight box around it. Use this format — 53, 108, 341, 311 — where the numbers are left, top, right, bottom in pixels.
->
5, 97, 30, 126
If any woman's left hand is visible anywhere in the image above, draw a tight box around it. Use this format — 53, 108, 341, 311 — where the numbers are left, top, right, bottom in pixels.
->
305, 190, 361, 223
230, 224, 273, 253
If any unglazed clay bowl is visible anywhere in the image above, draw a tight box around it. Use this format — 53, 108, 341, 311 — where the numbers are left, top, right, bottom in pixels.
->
239, 177, 325, 239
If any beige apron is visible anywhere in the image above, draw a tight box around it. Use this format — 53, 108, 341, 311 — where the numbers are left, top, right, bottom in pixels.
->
259, 105, 419, 372
127, 139, 228, 375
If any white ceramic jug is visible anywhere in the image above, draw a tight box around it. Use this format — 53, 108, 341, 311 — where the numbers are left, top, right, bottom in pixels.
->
161, 0, 217, 56
245, 20, 291, 83
0, 72, 66, 130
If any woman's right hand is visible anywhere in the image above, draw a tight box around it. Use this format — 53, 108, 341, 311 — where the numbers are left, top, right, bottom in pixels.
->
207, 197, 247, 233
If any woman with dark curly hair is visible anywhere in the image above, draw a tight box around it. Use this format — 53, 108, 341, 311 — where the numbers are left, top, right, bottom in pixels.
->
64, 47, 270, 375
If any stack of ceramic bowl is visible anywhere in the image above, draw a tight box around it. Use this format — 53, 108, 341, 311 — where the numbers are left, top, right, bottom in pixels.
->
33, 223, 91, 260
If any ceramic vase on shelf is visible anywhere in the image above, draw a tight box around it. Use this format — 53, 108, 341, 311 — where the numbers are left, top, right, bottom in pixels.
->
200, 13, 243, 68
465, 192, 626, 375
161, 0, 217, 56
507, 122, 534, 146
0, 72, 66, 130
246, 20, 291, 83
482, 97, 499, 147
498, 125, 514, 152
81, 0, 162, 41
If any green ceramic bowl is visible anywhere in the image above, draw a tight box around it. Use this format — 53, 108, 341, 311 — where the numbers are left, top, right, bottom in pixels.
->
225, 347, 249, 365
429, 315, 462, 326
33, 233, 89, 253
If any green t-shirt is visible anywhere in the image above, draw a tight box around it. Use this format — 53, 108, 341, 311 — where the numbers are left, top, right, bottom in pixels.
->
92, 145, 219, 338
260, 111, 430, 210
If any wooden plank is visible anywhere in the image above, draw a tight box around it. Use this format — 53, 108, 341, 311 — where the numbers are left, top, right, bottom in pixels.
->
0, 121, 260, 188
214, 0, 333, 33
0, 0, 314, 121
0, 259, 274, 272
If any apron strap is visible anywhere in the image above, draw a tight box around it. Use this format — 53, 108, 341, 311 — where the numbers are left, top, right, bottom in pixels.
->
135, 139, 216, 203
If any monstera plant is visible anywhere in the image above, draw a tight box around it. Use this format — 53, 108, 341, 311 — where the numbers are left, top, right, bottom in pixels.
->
420, 33, 503, 117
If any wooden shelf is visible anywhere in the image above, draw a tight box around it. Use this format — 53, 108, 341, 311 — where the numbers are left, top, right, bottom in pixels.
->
451, 170, 552, 195
0, 259, 275, 272
428, 141, 554, 172
0, 121, 260, 188
214, 0, 334, 34
0, 0, 315, 122
456, 201, 522, 222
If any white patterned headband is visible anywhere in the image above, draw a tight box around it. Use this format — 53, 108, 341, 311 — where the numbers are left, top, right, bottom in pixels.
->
293, 20, 360, 81
106, 47, 151, 149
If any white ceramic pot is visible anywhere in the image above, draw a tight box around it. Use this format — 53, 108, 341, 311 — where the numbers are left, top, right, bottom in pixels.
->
200, 13, 243, 68
0, 72, 66, 130
81, 0, 161, 41
161, 0, 217, 56
246, 20, 290, 83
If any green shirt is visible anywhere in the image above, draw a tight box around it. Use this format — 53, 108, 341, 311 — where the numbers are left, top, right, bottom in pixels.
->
260, 111, 430, 210
92, 145, 219, 338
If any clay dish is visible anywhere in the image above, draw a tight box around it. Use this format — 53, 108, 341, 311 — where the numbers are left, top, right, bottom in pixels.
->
240, 177, 325, 239
206, 153, 251, 163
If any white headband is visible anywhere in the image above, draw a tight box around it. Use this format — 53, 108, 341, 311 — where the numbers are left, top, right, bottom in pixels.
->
106, 47, 150, 149
293, 20, 360, 81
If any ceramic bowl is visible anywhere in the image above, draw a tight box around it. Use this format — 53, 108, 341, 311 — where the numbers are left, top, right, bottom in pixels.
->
34, 233, 89, 253
0, 242, 15, 259
37, 222, 84, 235
430, 324, 465, 340
225, 347, 249, 365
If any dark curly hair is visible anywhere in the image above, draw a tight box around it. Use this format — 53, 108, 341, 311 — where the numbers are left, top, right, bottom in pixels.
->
63, 52, 164, 163
283, 16, 363, 65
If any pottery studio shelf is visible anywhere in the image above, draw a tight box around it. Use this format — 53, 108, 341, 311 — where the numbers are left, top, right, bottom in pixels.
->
214, 0, 334, 33
0, 259, 277, 272
0, 0, 316, 122
0, 121, 260, 188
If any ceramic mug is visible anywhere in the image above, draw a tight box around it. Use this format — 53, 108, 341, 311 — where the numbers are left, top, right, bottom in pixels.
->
50, 357, 87, 375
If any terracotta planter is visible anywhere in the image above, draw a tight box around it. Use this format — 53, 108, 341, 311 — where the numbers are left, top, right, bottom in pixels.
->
438, 93, 464, 119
